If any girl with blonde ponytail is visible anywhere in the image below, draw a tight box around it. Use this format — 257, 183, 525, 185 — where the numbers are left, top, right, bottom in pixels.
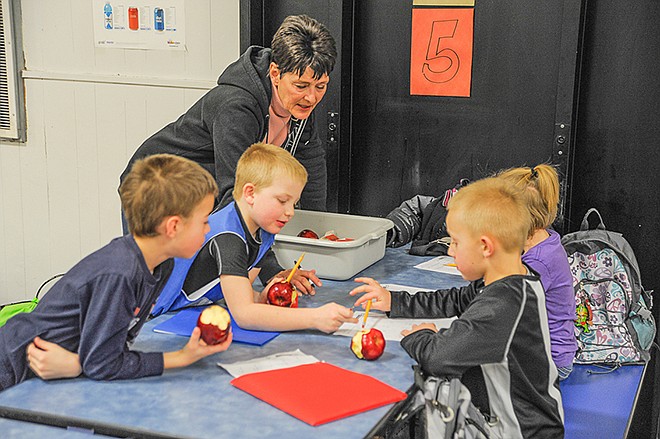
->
497, 164, 577, 380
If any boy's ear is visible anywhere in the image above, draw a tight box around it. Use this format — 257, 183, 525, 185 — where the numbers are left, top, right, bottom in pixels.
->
480, 235, 495, 258
242, 183, 257, 206
162, 215, 182, 238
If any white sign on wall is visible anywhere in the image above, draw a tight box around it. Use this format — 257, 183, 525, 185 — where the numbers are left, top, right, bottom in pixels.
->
94, 0, 186, 50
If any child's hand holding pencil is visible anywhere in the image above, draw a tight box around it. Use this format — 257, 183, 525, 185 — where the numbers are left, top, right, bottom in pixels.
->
348, 277, 392, 313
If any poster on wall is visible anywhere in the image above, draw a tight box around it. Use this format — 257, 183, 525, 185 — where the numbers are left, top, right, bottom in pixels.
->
410, 1, 474, 97
94, 0, 186, 50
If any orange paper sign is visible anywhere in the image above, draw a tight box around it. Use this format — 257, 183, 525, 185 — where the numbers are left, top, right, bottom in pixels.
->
410, 8, 474, 97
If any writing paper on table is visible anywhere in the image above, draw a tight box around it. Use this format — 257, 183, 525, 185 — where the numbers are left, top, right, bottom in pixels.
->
217, 349, 319, 378
414, 255, 462, 276
335, 313, 455, 342
334, 283, 456, 341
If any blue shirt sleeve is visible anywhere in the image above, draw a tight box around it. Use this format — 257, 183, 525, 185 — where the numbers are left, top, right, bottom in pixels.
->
77, 273, 163, 380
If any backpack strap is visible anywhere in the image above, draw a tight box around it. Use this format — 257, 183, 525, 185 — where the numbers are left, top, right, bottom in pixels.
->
35, 273, 65, 299
580, 207, 607, 231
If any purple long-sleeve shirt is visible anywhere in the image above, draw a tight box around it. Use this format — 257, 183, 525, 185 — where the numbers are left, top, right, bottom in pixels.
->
522, 229, 577, 368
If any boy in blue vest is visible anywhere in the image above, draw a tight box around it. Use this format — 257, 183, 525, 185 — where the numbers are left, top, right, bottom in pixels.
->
350, 178, 564, 438
152, 143, 357, 333
0, 154, 233, 390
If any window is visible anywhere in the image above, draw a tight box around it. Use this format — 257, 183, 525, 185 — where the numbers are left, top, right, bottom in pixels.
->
0, 0, 25, 141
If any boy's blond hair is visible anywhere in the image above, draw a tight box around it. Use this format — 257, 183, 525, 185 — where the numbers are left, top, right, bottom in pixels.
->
496, 164, 560, 235
233, 143, 308, 200
447, 177, 531, 253
120, 154, 218, 237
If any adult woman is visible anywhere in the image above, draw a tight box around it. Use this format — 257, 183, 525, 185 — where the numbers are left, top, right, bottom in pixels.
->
120, 14, 336, 212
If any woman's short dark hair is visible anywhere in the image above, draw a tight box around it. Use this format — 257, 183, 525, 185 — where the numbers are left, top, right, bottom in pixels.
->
271, 14, 337, 80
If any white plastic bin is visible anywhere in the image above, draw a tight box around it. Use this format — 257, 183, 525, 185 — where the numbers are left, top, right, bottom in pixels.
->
272, 210, 394, 280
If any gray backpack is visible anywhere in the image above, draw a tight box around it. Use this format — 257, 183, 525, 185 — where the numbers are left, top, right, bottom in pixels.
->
561, 208, 656, 364
383, 367, 502, 439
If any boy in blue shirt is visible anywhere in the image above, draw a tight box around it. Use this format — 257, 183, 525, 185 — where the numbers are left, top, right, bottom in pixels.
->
350, 177, 564, 438
153, 143, 357, 333
0, 154, 232, 390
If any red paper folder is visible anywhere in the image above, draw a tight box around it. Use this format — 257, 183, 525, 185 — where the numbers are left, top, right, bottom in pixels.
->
231, 362, 407, 426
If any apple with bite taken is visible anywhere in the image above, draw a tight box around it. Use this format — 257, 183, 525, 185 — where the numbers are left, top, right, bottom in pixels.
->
351, 328, 386, 361
196, 305, 231, 345
297, 229, 319, 239
267, 281, 299, 308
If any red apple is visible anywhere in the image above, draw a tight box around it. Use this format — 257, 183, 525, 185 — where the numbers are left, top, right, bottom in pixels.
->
321, 231, 339, 241
351, 328, 386, 361
297, 229, 319, 239
196, 305, 231, 345
267, 281, 299, 308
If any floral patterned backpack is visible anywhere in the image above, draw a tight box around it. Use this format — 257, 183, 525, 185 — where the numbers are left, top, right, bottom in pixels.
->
561, 208, 656, 364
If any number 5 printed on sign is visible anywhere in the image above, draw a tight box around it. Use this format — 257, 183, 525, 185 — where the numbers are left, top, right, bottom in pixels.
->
410, 7, 474, 97
423, 20, 460, 83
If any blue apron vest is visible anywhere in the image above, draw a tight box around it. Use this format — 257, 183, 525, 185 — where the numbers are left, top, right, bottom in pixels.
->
151, 202, 275, 316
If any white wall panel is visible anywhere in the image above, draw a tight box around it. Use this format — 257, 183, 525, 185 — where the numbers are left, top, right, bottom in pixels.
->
94, 83, 130, 245
43, 82, 82, 275
18, 81, 51, 299
74, 82, 102, 258
0, 146, 25, 302
0, 149, 7, 302
210, 1, 241, 74
0, 0, 239, 301
41, 3, 77, 73
123, 85, 148, 160
143, 86, 187, 142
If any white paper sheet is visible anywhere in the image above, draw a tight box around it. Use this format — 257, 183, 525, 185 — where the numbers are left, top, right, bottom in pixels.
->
334, 313, 455, 342
336, 283, 456, 342
382, 283, 431, 294
414, 255, 462, 276
217, 349, 319, 378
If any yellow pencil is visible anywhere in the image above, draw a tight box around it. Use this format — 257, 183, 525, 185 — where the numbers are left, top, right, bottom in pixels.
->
286, 253, 306, 283
362, 299, 372, 329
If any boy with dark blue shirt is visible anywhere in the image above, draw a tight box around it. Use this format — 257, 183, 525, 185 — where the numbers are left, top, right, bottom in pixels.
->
0, 154, 232, 390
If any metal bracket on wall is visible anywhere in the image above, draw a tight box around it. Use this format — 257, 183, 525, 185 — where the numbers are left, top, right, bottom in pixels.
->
554, 122, 571, 164
327, 111, 339, 144
553, 122, 572, 233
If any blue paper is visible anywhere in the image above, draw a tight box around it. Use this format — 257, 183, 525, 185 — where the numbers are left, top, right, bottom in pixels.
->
153, 307, 279, 346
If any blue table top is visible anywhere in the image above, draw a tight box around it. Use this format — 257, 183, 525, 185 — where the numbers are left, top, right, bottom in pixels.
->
560, 363, 645, 439
0, 246, 645, 438
0, 417, 114, 439
0, 247, 467, 438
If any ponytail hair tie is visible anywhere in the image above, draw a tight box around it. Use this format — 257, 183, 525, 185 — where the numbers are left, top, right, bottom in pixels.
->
530, 167, 539, 179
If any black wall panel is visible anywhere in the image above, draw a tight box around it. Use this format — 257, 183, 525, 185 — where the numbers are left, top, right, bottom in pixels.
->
571, 2, 660, 436
349, 1, 572, 217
